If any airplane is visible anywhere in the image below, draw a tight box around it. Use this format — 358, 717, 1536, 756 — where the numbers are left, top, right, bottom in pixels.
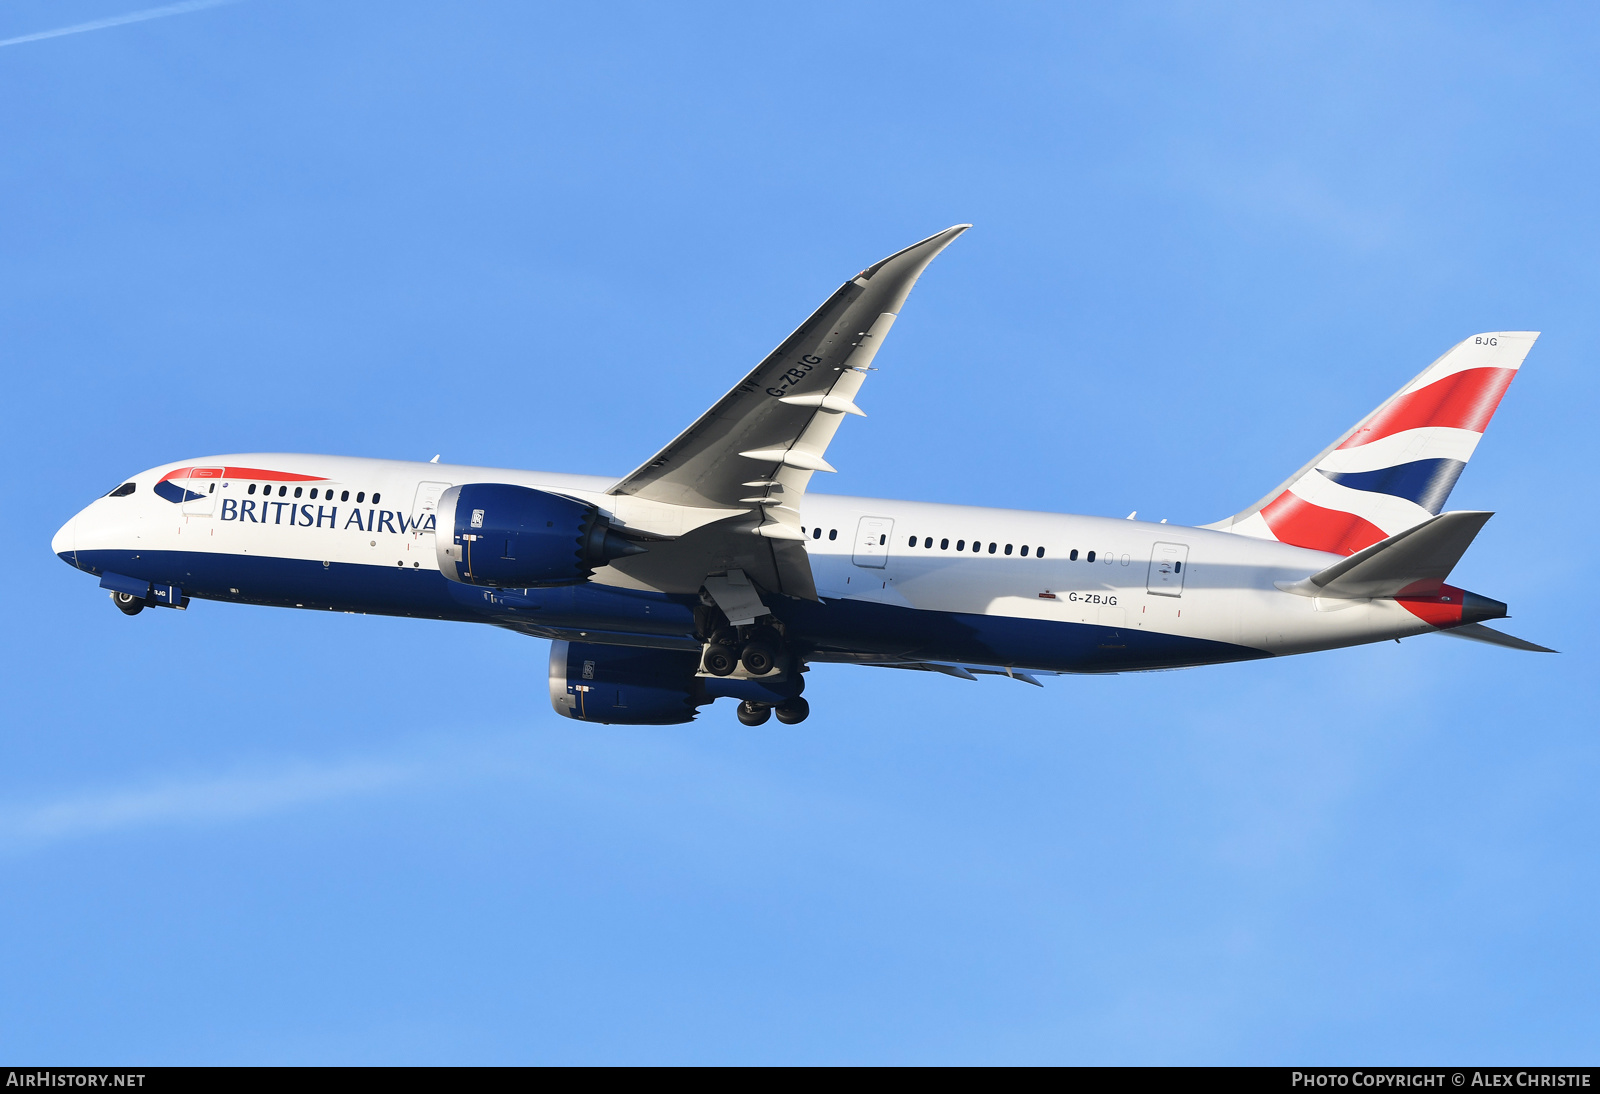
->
50, 225, 1553, 727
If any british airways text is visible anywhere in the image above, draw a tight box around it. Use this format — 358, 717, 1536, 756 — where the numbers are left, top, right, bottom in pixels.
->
220, 499, 436, 534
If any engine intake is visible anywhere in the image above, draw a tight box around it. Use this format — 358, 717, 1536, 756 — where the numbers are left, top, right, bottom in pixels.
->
436, 483, 644, 588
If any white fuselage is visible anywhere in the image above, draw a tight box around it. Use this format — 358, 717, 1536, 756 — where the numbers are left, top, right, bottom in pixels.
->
54, 453, 1448, 668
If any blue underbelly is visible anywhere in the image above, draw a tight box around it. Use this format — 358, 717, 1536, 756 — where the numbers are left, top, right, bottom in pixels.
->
67, 550, 1264, 673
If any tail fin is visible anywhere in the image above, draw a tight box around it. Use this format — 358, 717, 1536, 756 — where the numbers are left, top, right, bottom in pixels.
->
1206, 332, 1538, 554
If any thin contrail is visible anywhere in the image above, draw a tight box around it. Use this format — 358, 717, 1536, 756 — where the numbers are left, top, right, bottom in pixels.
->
0, 0, 239, 49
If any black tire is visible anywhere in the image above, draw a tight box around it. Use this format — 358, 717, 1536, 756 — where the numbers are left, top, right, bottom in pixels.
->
111, 590, 144, 616
704, 645, 738, 677
736, 701, 771, 726
774, 697, 810, 725
740, 642, 776, 676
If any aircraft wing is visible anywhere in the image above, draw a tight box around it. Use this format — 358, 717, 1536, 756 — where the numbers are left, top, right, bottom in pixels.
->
601, 225, 969, 600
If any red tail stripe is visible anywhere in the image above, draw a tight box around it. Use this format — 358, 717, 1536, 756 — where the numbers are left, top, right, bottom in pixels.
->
1396, 584, 1467, 627
1260, 491, 1389, 556
1337, 367, 1516, 450
159, 466, 327, 483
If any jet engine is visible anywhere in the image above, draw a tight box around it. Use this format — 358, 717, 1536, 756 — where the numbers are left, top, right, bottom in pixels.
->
548, 641, 709, 725
548, 641, 809, 725
436, 484, 644, 588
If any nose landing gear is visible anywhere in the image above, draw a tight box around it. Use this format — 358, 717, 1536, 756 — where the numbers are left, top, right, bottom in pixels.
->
111, 590, 145, 616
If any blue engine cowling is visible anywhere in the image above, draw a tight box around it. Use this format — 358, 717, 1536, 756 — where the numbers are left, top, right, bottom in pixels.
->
547, 641, 806, 725
549, 641, 709, 725
435, 483, 644, 588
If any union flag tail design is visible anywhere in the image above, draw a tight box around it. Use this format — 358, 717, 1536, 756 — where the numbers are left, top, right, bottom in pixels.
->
1207, 332, 1538, 555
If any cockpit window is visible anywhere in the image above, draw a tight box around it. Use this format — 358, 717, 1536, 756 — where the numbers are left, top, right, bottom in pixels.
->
106, 483, 136, 498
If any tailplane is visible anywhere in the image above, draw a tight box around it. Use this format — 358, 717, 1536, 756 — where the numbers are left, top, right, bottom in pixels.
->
1207, 332, 1538, 555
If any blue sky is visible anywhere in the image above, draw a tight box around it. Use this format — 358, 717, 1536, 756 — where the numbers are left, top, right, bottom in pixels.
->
2, 0, 1596, 1064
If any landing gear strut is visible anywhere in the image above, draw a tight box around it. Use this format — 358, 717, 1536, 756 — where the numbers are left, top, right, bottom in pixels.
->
111, 590, 144, 616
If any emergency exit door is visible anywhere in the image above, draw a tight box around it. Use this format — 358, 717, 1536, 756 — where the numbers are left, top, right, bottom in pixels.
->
852, 516, 894, 568
1147, 541, 1190, 597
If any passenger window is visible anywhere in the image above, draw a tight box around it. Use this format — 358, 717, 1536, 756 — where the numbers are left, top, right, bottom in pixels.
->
1036, 547, 1046, 558
956, 540, 965, 551
878, 534, 886, 545
107, 482, 136, 497
278, 486, 287, 497
813, 527, 822, 539
373, 493, 381, 504
924, 537, 932, 548
941, 538, 949, 550
1020, 545, 1029, 556
908, 536, 917, 547
309, 488, 318, 500
1087, 551, 1096, 562
341, 490, 350, 502
209, 483, 216, 494
357, 492, 365, 503
1174, 561, 1182, 573
1004, 544, 1013, 555
1070, 549, 1078, 561
294, 487, 303, 498
247, 483, 257, 495
987, 542, 996, 554
828, 529, 837, 540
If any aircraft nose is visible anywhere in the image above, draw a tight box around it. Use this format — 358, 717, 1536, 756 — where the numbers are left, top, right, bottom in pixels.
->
51, 515, 77, 566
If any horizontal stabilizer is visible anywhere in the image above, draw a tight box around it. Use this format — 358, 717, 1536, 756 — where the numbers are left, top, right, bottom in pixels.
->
1434, 623, 1557, 653
1280, 511, 1492, 599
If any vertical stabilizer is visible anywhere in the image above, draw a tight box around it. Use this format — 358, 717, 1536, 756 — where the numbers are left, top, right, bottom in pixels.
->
1206, 332, 1537, 555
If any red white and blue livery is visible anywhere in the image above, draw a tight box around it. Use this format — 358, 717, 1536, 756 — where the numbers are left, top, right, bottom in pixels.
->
51, 227, 1552, 726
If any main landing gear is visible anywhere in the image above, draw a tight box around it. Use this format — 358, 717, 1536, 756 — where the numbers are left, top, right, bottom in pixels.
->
696, 619, 810, 726
735, 696, 810, 726
703, 627, 780, 678
111, 591, 144, 616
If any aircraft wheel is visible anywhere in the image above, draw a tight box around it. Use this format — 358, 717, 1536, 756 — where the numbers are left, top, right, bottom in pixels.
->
111, 591, 145, 616
773, 697, 810, 725
704, 645, 738, 677
736, 701, 771, 726
740, 642, 777, 675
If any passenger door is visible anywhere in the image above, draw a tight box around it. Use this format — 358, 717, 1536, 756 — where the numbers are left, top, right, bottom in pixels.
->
852, 516, 894, 568
1147, 541, 1189, 597
181, 467, 224, 516
411, 481, 452, 536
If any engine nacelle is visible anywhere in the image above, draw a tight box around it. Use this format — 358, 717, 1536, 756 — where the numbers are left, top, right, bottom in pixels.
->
549, 641, 708, 725
436, 483, 643, 588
